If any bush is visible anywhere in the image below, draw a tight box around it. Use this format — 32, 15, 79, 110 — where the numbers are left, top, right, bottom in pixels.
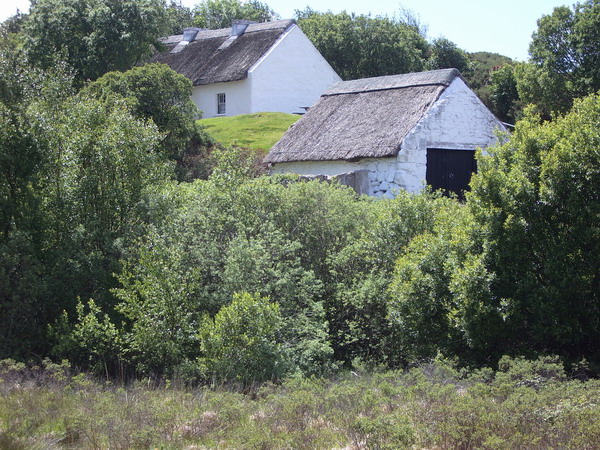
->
198, 292, 289, 384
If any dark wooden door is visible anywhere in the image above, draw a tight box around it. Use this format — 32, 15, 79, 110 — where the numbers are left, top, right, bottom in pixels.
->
426, 148, 477, 200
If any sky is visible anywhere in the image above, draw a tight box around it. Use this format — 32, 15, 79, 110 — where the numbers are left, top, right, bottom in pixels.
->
0, 0, 570, 61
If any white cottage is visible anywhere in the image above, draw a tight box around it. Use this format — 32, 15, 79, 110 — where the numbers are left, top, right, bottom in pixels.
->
151, 19, 341, 118
264, 69, 506, 198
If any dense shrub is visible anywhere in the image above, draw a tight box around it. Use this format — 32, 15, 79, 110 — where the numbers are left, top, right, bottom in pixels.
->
388, 93, 600, 369
198, 292, 288, 384
79, 64, 216, 181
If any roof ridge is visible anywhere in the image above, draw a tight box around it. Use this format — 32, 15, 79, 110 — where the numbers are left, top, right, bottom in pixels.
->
324, 69, 461, 96
323, 81, 453, 97
161, 19, 295, 43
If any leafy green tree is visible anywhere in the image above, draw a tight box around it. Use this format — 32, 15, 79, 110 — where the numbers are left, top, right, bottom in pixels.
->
114, 237, 203, 377
0, 232, 48, 359
104, 160, 368, 377
79, 63, 215, 180
427, 37, 469, 73
518, 0, 600, 116
462, 51, 515, 118
193, 0, 278, 29
387, 203, 478, 364
467, 94, 600, 365
489, 64, 521, 123
463, 51, 514, 91
388, 94, 600, 368
297, 10, 429, 80
165, 0, 194, 34
29, 93, 172, 316
0, 10, 27, 35
198, 292, 288, 384
222, 227, 333, 375
23, 0, 169, 83
514, 61, 571, 120
0, 34, 74, 359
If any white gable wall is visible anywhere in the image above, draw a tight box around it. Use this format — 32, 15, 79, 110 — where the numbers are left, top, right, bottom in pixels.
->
248, 25, 341, 114
270, 77, 505, 197
393, 77, 505, 193
191, 25, 340, 118
192, 80, 250, 118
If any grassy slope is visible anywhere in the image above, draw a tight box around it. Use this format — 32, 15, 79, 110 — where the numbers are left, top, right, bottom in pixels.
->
200, 112, 301, 151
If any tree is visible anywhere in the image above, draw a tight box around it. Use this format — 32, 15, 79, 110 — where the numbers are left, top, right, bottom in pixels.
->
24, 0, 169, 83
193, 0, 278, 29
386, 203, 491, 364
489, 64, 521, 123
462, 51, 515, 120
329, 191, 446, 367
28, 92, 173, 320
79, 63, 215, 180
519, 0, 600, 116
0, 10, 27, 35
296, 10, 429, 80
114, 236, 203, 377
165, 0, 194, 34
427, 37, 469, 73
222, 227, 333, 375
0, 33, 75, 359
467, 94, 600, 365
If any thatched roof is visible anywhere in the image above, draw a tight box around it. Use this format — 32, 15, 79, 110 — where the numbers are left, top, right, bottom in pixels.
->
264, 68, 461, 163
150, 20, 295, 86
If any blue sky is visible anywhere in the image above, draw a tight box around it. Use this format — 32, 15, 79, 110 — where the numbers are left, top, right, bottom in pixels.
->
1, 0, 571, 60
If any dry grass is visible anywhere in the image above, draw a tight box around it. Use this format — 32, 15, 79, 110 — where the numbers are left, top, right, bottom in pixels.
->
1, 358, 600, 449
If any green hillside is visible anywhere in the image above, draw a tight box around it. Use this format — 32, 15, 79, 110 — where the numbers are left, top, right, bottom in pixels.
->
200, 112, 301, 150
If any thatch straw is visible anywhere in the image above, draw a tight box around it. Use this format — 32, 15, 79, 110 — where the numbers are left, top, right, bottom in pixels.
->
151, 20, 295, 86
264, 69, 461, 163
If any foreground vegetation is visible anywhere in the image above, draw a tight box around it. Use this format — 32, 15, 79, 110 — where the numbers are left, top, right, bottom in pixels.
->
1, 0, 599, 398
2, 357, 599, 449
201, 112, 301, 150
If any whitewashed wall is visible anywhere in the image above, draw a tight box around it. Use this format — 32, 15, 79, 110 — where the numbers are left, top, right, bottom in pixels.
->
248, 25, 341, 114
271, 158, 398, 198
395, 77, 505, 193
271, 77, 505, 197
192, 25, 340, 118
192, 79, 250, 118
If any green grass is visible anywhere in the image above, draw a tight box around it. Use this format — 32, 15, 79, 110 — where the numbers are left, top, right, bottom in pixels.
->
199, 112, 301, 151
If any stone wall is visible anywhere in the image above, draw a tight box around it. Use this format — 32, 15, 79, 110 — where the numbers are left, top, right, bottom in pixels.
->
294, 170, 370, 196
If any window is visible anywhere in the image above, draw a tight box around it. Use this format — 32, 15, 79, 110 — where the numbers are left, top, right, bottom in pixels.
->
217, 93, 226, 115
426, 148, 477, 200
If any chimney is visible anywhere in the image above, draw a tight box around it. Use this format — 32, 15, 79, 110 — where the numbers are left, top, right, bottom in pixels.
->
230, 20, 255, 37
182, 27, 202, 42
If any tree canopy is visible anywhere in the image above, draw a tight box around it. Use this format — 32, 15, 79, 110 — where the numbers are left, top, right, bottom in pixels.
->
519, 0, 600, 117
426, 37, 470, 73
296, 9, 429, 80
193, 0, 278, 29
23, 0, 169, 83
2, 0, 600, 383
79, 63, 215, 181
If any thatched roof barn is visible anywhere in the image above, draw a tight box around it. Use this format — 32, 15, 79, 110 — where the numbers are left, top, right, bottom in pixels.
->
265, 69, 505, 198
150, 20, 340, 118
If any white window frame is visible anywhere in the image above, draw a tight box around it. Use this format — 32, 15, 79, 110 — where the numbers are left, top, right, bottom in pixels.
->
217, 93, 226, 115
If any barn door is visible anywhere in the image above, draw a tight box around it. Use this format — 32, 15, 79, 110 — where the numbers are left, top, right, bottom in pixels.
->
426, 148, 477, 200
